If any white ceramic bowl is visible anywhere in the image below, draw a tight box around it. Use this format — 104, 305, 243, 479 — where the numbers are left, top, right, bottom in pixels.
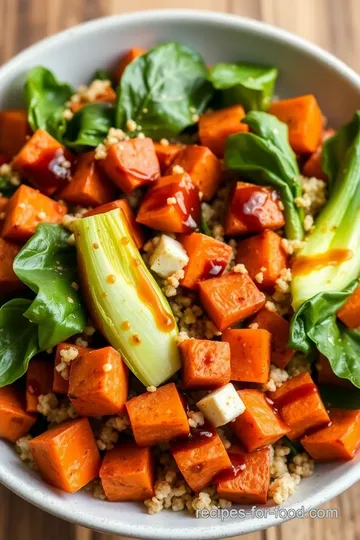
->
1, 9, 360, 539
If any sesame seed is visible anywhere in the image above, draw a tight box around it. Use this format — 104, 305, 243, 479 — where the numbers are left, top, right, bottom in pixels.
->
127, 119, 137, 132
67, 297, 74, 304
146, 385, 157, 392
103, 363, 113, 372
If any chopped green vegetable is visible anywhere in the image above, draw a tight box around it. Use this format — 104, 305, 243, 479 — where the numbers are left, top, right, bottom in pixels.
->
208, 63, 278, 111
0, 299, 39, 387
225, 111, 304, 240
116, 41, 213, 139
73, 209, 181, 387
93, 69, 112, 82
281, 437, 302, 456
13, 223, 86, 350
200, 210, 213, 237
319, 385, 360, 409
24, 66, 73, 140
0, 175, 17, 197
63, 102, 114, 151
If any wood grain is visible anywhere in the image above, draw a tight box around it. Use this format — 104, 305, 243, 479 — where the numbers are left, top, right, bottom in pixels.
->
0, 0, 359, 539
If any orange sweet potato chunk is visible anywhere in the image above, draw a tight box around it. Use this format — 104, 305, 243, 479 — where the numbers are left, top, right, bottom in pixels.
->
225, 182, 285, 236
317, 354, 353, 388
236, 230, 287, 290
337, 284, 360, 329
171, 428, 232, 492
0, 237, 25, 296
166, 145, 223, 201
84, 198, 144, 249
154, 142, 184, 173
1, 185, 67, 243
180, 339, 231, 390
198, 271, 265, 331
222, 328, 271, 384
269, 372, 330, 440
58, 151, 115, 207
126, 382, 190, 446
68, 347, 128, 416
53, 343, 91, 395
302, 128, 335, 180
199, 105, 248, 157
12, 129, 74, 196
26, 358, 54, 413
269, 95, 324, 154
180, 232, 232, 289
301, 409, 360, 461
231, 389, 289, 451
0, 110, 29, 160
28, 417, 101, 493
100, 442, 154, 501
114, 47, 147, 82
249, 307, 294, 368
101, 138, 160, 193
0, 385, 36, 442
136, 173, 200, 233
217, 445, 270, 505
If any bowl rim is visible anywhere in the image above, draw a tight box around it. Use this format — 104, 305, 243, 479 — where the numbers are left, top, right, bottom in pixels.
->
1, 8, 360, 539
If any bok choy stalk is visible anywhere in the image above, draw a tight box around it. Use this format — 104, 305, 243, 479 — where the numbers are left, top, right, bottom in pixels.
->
73, 209, 181, 387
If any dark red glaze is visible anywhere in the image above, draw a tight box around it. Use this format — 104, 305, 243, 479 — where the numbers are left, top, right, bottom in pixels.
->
273, 383, 318, 410
231, 185, 277, 229
171, 423, 215, 453
0, 154, 7, 166
302, 420, 333, 438
198, 258, 227, 281
117, 165, 158, 183
179, 392, 190, 414
27, 379, 42, 396
23, 148, 73, 195
215, 453, 246, 484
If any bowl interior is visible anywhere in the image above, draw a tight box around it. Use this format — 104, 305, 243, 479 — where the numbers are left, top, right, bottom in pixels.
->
0, 10, 360, 540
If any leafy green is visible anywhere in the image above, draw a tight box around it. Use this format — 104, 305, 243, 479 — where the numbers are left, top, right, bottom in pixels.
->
319, 385, 360, 409
0, 299, 40, 387
289, 280, 360, 387
281, 437, 302, 456
63, 103, 114, 151
93, 69, 112, 82
225, 111, 304, 240
13, 224, 86, 350
116, 41, 213, 139
0, 176, 17, 197
24, 66, 73, 140
208, 63, 278, 111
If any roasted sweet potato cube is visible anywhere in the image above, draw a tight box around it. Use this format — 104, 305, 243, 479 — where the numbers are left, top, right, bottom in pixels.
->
236, 230, 287, 290
100, 442, 154, 501
222, 328, 271, 384
302, 128, 335, 180
249, 307, 295, 368
68, 347, 128, 416
199, 105, 248, 157
0, 110, 29, 160
114, 47, 146, 82
26, 358, 54, 413
225, 182, 285, 236
154, 142, 184, 172
217, 445, 270, 504
337, 284, 360, 329
166, 145, 223, 201
58, 151, 115, 207
180, 339, 231, 390
0, 238, 25, 296
171, 428, 232, 492
126, 382, 190, 446
136, 173, 200, 233
269, 372, 330, 440
180, 232, 232, 289
53, 343, 90, 394
198, 272, 265, 331
269, 95, 324, 154
101, 138, 160, 193
1, 185, 67, 243
231, 389, 289, 451
85, 199, 144, 249
301, 409, 360, 461
12, 129, 74, 196
28, 417, 101, 493
0, 385, 36, 442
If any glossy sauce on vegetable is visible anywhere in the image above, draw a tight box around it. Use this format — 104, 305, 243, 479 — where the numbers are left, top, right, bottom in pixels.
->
232, 186, 277, 229
199, 259, 227, 281
133, 258, 175, 332
272, 383, 318, 410
292, 249, 353, 276
27, 379, 42, 396
215, 453, 246, 483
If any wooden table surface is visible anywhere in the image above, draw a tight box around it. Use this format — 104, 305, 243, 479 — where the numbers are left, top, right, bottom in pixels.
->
1, 0, 360, 539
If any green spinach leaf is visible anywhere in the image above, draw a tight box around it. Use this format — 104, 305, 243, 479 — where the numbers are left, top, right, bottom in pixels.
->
319, 385, 360, 409
0, 299, 39, 387
225, 111, 304, 240
208, 63, 278, 111
63, 103, 114, 151
116, 41, 213, 139
13, 223, 86, 350
200, 212, 213, 237
24, 66, 73, 140
0, 176, 17, 197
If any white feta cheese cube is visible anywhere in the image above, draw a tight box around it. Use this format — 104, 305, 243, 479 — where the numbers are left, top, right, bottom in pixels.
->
196, 383, 245, 428
149, 235, 189, 278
